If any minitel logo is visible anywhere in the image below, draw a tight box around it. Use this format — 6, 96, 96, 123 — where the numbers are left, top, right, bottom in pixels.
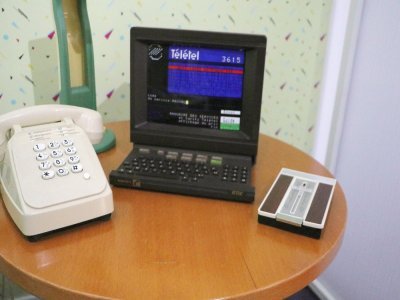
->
170, 48, 200, 61
149, 44, 163, 61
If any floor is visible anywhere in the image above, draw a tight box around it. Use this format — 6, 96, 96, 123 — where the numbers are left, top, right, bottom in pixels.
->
288, 287, 320, 300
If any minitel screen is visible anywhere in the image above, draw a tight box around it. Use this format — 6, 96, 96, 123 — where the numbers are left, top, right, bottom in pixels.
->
147, 43, 245, 131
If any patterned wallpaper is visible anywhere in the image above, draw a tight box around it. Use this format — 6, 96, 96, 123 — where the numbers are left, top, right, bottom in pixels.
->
0, 0, 331, 153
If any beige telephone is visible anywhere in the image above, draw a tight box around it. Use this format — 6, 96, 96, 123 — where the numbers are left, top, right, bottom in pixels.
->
0, 104, 113, 240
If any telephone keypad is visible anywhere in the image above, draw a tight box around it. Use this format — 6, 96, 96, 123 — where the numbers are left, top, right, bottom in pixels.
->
48, 141, 60, 149
36, 152, 49, 161
53, 158, 66, 167
39, 161, 51, 170
68, 155, 80, 164
62, 138, 73, 147
42, 170, 55, 180
50, 149, 63, 158
71, 164, 83, 173
56, 167, 69, 177
35, 139, 83, 180
33, 143, 46, 152
65, 146, 77, 155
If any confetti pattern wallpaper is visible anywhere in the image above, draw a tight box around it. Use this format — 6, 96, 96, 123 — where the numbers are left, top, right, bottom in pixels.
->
0, 0, 331, 153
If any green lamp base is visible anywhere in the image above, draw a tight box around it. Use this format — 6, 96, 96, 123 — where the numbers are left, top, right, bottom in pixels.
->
94, 128, 116, 153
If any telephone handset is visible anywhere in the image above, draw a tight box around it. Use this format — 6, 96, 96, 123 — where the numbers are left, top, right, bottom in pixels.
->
0, 104, 114, 240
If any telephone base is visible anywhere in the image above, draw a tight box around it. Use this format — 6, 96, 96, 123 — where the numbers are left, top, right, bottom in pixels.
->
26, 213, 111, 242
0, 178, 114, 239
0, 104, 115, 240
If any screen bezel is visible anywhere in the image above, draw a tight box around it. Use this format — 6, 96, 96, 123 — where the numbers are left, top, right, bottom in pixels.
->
130, 27, 266, 158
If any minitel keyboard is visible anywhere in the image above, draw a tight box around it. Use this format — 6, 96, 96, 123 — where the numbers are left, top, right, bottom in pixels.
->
109, 145, 255, 202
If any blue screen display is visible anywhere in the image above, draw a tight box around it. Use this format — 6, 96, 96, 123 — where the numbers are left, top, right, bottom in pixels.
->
147, 43, 244, 131
167, 46, 245, 98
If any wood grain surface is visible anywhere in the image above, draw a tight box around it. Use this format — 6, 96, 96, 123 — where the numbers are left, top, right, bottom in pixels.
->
0, 121, 347, 299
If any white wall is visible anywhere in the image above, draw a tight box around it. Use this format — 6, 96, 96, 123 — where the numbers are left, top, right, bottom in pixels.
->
317, 0, 400, 298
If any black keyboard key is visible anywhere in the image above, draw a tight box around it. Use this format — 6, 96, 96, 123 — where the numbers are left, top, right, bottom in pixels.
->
109, 145, 255, 202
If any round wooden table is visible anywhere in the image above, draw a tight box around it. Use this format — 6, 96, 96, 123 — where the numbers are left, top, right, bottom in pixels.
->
0, 121, 347, 299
